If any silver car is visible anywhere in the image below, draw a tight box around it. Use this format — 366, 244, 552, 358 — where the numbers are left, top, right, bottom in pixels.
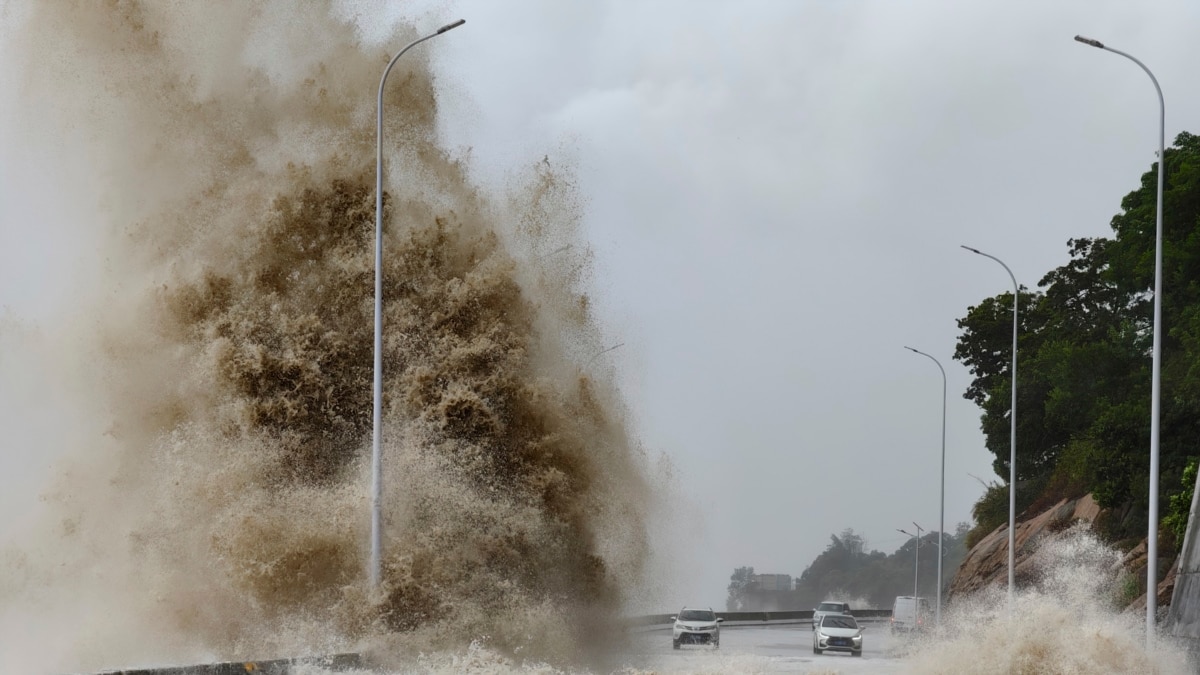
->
812, 613, 864, 656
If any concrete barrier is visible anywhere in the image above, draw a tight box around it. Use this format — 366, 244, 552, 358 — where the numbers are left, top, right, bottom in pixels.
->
84, 611, 897, 672
1167, 464, 1200, 640
87, 652, 362, 675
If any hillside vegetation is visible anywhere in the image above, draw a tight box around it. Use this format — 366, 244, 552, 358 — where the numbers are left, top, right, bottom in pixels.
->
955, 131, 1200, 554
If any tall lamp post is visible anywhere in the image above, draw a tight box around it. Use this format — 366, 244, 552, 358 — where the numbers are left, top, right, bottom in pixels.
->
372, 18, 466, 593
898, 523, 924, 600
1073, 35, 1165, 646
961, 245, 1018, 607
905, 346, 947, 627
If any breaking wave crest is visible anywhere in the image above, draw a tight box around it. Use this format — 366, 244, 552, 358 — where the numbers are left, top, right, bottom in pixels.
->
0, 1, 651, 672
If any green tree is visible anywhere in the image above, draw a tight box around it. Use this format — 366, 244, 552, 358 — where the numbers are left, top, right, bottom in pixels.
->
726, 566, 756, 611
1164, 458, 1199, 547
954, 132, 1200, 544
790, 526, 972, 609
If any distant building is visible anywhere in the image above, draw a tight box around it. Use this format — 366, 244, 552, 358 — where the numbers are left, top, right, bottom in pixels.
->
752, 573, 793, 591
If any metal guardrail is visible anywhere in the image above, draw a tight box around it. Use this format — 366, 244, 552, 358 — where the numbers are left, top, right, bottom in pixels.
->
627, 609, 891, 626
626, 609, 893, 632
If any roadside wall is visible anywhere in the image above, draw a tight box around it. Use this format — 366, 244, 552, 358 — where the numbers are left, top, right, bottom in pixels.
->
86, 653, 361, 675
1166, 466, 1200, 638
84, 611, 896, 673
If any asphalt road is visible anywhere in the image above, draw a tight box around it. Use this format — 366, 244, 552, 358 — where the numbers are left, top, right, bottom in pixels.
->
623, 623, 909, 673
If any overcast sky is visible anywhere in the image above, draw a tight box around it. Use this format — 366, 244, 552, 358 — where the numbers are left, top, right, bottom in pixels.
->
4, 1, 1200, 612
403, 0, 1200, 609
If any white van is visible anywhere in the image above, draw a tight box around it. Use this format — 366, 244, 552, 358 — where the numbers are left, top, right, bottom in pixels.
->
890, 596, 931, 633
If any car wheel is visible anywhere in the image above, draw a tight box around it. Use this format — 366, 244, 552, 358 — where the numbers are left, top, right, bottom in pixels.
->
672, 639, 680, 650
713, 640, 719, 649
813, 647, 822, 655
852, 650, 862, 657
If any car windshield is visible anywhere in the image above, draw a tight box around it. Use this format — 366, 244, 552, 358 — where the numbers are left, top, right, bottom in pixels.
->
822, 615, 859, 629
679, 609, 715, 621
817, 603, 845, 611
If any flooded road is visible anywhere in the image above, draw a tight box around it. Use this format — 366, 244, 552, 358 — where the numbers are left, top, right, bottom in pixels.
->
624, 624, 905, 673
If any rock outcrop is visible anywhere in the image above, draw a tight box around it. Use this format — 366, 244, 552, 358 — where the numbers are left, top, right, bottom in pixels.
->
1120, 540, 1177, 616
947, 494, 1174, 612
949, 495, 1101, 598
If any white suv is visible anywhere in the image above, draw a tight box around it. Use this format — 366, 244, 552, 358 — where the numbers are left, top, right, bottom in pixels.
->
671, 607, 723, 649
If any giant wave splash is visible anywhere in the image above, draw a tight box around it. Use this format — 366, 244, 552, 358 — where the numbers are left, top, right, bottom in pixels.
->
0, 2, 653, 672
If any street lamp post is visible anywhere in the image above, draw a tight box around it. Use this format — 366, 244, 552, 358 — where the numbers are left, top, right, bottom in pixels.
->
1073, 35, 1165, 646
898, 523, 924, 600
961, 245, 1018, 607
372, 18, 466, 593
905, 346, 947, 627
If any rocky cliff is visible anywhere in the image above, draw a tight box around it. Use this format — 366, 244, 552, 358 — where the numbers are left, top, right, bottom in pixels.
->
947, 494, 1175, 613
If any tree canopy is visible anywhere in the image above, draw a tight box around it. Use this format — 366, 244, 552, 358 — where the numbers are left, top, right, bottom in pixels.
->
954, 131, 1200, 543
726, 525, 970, 611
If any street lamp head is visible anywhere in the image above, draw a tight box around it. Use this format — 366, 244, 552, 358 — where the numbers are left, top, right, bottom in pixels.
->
960, 244, 982, 255
1074, 35, 1104, 49
438, 18, 466, 34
